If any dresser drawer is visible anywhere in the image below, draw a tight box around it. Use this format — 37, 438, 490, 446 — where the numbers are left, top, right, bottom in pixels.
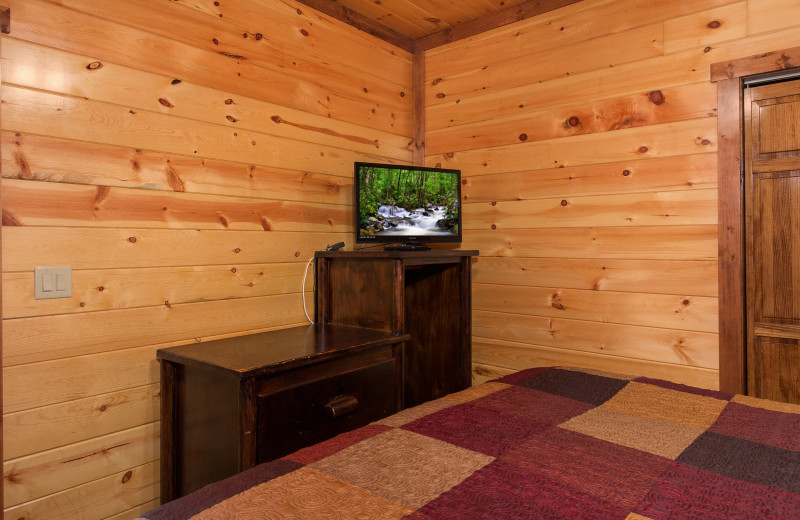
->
256, 357, 397, 463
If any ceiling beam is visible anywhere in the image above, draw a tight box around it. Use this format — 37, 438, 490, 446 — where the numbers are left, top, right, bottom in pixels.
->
295, 0, 414, 52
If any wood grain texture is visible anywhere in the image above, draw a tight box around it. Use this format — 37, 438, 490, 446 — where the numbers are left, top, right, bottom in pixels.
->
429, 119, 717, 174
464, 189, 717, 229
4, 461, 159, 520
473, 337, 719, 389
460, 226, 717, 260
460, 153, 717, 202
2, 86, 394, 178
9, 0, 411, 134
4, 422, 159, 507
473, 283, 718, 333
2, 37, 412, 161
4, 293, 306, 366
3, 227, 344, 272
2, 132, 354, 203
472, 257, 718, 297
474, 310, 719, 369
427, 23, 665, 107
427, 83, 718, 155
3, 263, 308, 319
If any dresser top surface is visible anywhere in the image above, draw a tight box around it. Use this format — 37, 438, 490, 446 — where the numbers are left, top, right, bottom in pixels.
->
157, 324, 408, 378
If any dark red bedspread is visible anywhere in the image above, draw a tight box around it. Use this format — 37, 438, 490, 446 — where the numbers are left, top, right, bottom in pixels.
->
140, 367, 800, 519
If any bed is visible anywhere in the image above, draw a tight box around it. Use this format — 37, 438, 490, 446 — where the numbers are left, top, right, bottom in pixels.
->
139, 366, 800, 519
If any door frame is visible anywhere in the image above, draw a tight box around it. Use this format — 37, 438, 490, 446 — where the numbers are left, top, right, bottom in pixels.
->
712, 47, 800, 394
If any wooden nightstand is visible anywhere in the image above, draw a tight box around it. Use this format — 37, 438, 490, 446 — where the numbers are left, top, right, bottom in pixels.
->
158, 324, 409, 503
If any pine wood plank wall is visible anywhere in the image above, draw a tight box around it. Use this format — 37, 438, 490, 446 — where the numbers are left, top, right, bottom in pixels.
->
1, 0, 412, 518
426, 0, 800, 388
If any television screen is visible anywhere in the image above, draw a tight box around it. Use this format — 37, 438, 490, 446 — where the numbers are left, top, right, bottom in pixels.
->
355, 162, 461, 247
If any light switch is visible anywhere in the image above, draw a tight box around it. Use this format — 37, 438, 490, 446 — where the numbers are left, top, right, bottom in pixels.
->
35, 266, 72, 300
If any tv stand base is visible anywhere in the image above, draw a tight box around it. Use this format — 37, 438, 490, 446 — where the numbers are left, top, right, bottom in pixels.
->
384, 244, 431, 251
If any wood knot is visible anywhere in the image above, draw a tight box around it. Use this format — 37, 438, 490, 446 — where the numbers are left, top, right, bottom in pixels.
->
294, 251, 301, 257
98, 286, 105, 292
225, 99, 234, 105
436, 93, 446, 98
400, 91, 405, 97
233, 248, 241, 253
165, 301, 171, 308
231, 267, 237, 273
622, 169, 631, 176
519, 133, 527, 141
226, 115, 238, 123
638, 146, 649, 153
707, 20, 721, 29
445, 152, 454, 158
567, 116, 580, 127
491, 224, 497, 230
491, 201, 497, 206
100, 405, 107, 411
461, 179, 467, 185
171, 79, 182, 85
648, 90, 665, 105
86, 61, 103, 71
560, 200, 568, 206
300, 28, 309, 36
158, 98, 173, 108
704, 46, 711, 53
432, 78, 442, 86
121, 471, 133, 484
128, 237, 137, 243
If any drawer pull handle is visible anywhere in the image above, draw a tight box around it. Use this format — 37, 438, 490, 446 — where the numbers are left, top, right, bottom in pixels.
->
325, 395, 359, 419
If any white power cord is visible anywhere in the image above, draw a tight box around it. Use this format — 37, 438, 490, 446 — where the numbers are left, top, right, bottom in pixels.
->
301, 257, 315, 324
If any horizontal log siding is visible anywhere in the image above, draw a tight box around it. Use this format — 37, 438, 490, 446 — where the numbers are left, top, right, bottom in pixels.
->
434, 0, 800, 389
1, 0, 412, 517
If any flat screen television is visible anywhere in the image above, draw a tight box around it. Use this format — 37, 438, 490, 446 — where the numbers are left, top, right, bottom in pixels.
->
355, 162, 462, 250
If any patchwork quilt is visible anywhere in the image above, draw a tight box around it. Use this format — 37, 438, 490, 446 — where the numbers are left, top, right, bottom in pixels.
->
140, 367, 800, 519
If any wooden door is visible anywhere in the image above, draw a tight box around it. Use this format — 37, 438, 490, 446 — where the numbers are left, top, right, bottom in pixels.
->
744, 78, 800, 403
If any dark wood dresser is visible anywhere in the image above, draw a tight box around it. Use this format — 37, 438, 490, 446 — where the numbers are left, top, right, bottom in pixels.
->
315, 249, 478, 407
158, 324, 409, 502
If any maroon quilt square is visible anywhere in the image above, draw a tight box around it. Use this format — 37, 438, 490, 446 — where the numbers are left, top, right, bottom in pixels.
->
710, 401, 800, 451
517, 368, 629, 405
283, 424, 392, 465
492, 366, 552, 385
636, 462, 800, 520
677, 431, 800, 494
503, 427, 672, 509
470, 385, 594, 425
402, 403, 548, 457
413, 458, 628, 520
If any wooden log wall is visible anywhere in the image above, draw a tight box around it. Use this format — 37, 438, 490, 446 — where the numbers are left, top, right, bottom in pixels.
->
427, 0, 800, 388
1, 0, 412, 518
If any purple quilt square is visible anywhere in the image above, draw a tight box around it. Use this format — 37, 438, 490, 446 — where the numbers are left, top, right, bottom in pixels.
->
504, 427, 671, 509
677, 431, 800, 494
402, 403, 548, 457
636, 462, 800, 520
471, 385, 594, 425
710, 401, 800, 451
517, 368, 629, 405
414, 458, 628, 520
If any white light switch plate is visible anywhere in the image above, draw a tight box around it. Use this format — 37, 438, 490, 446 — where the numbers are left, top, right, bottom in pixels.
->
35, 266, 72, 299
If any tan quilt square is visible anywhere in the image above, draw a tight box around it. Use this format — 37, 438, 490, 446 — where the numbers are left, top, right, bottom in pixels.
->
375, 398, 456, 427
191, 466, 412, 520
441, 382, 510, 403
560, 407, 703, 459
732, 394, 800, 414
311, 428, 494, 510
602, 381, 728, 430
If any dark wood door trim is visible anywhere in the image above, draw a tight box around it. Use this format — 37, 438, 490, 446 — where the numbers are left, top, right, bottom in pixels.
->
712, 46, 800, 394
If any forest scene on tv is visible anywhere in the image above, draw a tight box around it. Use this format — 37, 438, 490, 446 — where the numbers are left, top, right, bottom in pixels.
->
358, 165, 460, 238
